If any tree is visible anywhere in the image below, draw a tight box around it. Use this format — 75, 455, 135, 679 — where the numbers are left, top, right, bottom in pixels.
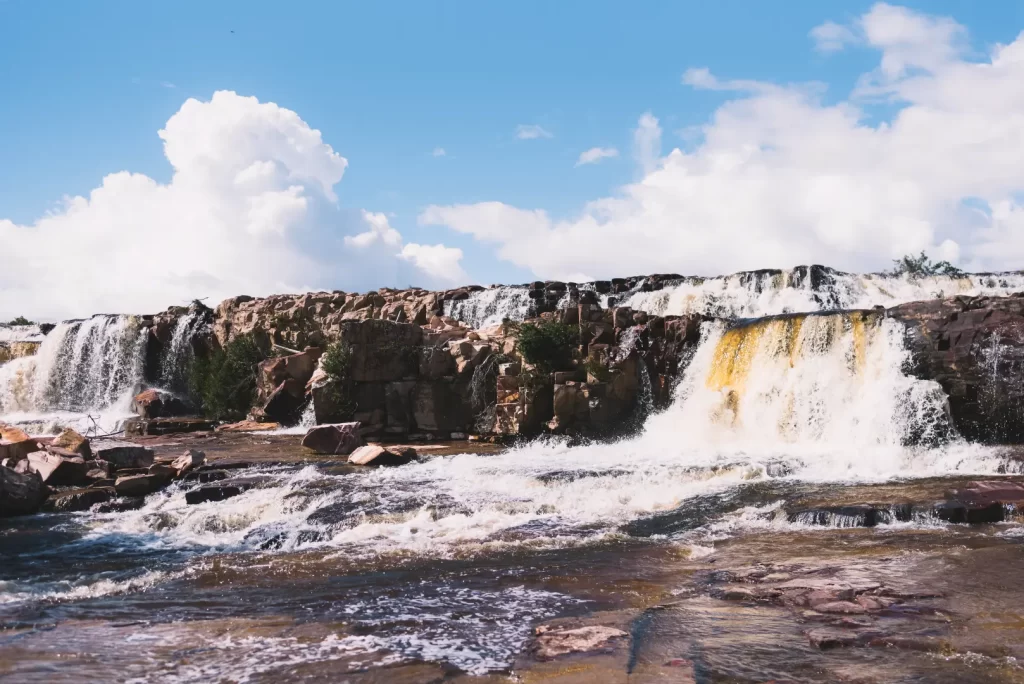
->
7, 316, 33, 326
887, 251, 965, 279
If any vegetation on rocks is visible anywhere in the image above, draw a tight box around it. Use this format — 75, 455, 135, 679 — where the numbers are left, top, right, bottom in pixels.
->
188, 334, 267, 420
6, 316, 33, 326
514, 320, 579, 373
318, 340, 357, 420
887, 252, 965, 279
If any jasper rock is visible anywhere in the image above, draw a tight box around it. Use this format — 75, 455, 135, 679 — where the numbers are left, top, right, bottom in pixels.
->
301, 423, 363, 455
114, 474, 164, 497
48, 487, 115, 513
92, 441, 155, 470
531, 625, 628, 660
27, 451, 89, 487
131, 388, 194, 419
171, 449, 206, 477
348, 445, 417, 466
0, 465, 48, 516
50, 428, 91, 459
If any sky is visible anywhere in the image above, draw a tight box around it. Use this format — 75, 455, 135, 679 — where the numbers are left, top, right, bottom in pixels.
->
3, 1, 1024, 320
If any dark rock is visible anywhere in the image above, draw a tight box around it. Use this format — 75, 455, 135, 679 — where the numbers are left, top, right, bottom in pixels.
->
126, 417, 217, 436
0, 465, 48, 516
185, 477, 264, 505
47, 487, 115, 513
412, 380, 469, 433
259, 379, 306, 424
181, 469, 229, 483
92, 441, 155, 470
806, 628, 860, 650
131, 388, 195, 419
96, 497, 147, 513
301, 423, 363, 455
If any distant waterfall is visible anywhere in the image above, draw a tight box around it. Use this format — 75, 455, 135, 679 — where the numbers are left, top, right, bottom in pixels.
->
621, 267, 1024, 319
160, 309, 206, 394
443, 287, 533, 328
0, 315, 147, 417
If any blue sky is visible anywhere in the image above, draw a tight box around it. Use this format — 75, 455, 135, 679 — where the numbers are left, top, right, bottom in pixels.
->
3, 1, 1024, 318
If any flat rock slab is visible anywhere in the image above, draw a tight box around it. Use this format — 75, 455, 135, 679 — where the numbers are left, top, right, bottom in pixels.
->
46, 487, 115, 513
348, 445, 417, 466
92, 441, 155, 470
114, 474, 165, 497
185, 477, 268, 505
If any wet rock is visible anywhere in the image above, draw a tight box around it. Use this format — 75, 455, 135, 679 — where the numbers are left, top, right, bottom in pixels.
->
949, 480, 1024, 507
114, 474, 164, 497
181, 469, 228, 483
933, 500, 1004, 524
531, 625, 628, 660
185, 477, 263, 504
259, 379, 306, 424
148, 463, 177, 482
0, 465, 47, 516
806, 628, 860, 650
50, 428, 91, 459
216, 420, 281, 432
96, 497, 147, 513
131, 388, 194, 419
27, 451, 89, 486
126, 417, 218, 436
47, 487, 115, 513
92, 441, 155, 470
0, 434, 42, 463
813, 601, 868, 614
348, 445, 418, 467
171, 449, 206, 477
301, 422, 363, 455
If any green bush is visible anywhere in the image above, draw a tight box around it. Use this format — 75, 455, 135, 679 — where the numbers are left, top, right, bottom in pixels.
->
318, 340, 357, 420
515, 320, 579, 373
188, 334, 267, 420
7, 316, 33, 326
887, 252, 965, 278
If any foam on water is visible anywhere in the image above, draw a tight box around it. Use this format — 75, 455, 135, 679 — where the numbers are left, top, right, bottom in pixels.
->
443, 286, 532, 328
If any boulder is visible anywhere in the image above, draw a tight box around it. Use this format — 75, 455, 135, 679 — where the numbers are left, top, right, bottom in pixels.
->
348, 445, 417, 467
171, 449, 206, 477
0, 466, 48, 516
0, 427, 41, 462
131, 388, 194, 419
412, 380, 469, 433
256, 347, 323, 404
300, 423, 363, 455
185, 477, 263, 505
92, 441, 155, 470
114, 474, 164, 497
26, 451, 89, 486
50, 428, 91, 459
258, 379, 306, 423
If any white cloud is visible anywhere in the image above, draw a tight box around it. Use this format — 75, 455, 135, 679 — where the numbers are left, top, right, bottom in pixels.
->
632, 112, 661, 175
432, 147, 446, 157
810, 20, 858, 53
399, 243, 468, 284
420, 5, 1024, 281
516, 124, 553, 140
0, 91, 463, 320
575, 147, 619, 167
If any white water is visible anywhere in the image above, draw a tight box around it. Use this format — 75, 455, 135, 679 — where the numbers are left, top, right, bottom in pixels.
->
0, 324, 46, 343
443, 286, 533, 328
160, 309, 204, 392
85, 312, 1007, 558
623, 268, 1024, 318
0, 315, 147, 434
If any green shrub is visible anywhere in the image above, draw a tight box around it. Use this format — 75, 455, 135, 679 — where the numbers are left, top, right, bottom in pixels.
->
318, 340, 357, 420
515, 320, 579, 373
188, 334, 267, 420
7, 316, 33, 326
887, 252, 965, 278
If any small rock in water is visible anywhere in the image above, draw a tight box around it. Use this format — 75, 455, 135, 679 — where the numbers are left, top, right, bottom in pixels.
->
171, 449, 206, 477
301, 423, 363, 455
27, 451, 89, 486
114, 474, 164, 497
531, 625, 628, 660
348, 445, 417, 466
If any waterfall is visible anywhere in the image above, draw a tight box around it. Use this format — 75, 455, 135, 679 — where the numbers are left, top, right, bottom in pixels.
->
652, 312, 953, 450
160, 310, 206, 393
0, 315, 147, 431
620, 267, 1024, 318
443, 287, 533, 328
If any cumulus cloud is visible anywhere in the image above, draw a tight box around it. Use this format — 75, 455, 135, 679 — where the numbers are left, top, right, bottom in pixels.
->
420, 4, 1024, 281
346, 211, 468, 285
0, 90, 463, 320
810, 20, 858, 53
516, 124, 553, 140
575, 147, 619, 167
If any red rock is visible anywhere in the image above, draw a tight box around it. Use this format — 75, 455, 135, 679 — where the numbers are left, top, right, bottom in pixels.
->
348, 445, 417, 466
301, 423, 364, 456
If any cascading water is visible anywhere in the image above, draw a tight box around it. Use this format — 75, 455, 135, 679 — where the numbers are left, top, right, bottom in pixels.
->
0, 314, 147, 432
159, 309, 206, 393
443, 286, 533, 328
621, 267, 1024, 318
